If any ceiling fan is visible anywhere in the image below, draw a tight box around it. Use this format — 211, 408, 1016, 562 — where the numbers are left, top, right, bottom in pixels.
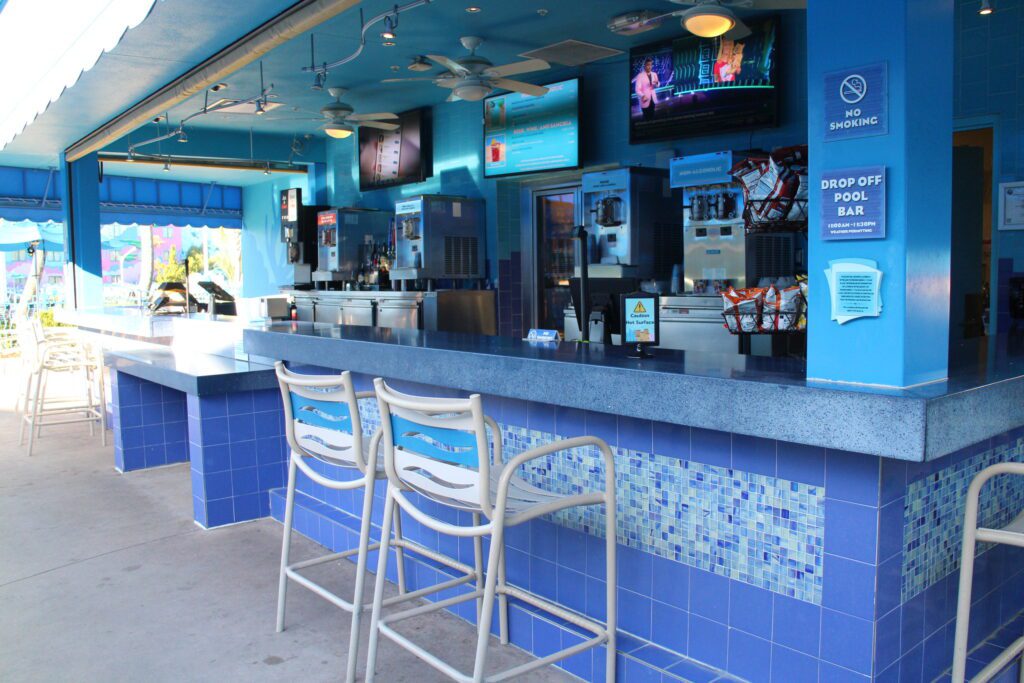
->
609, 0, 805, 40
382, 36, 551, 102
318, 87, 399, 138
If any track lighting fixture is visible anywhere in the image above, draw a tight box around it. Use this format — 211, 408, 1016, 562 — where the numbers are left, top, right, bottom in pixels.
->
162, 160, 171, 172
177, 129, 188, 143
979, 0, 994, 14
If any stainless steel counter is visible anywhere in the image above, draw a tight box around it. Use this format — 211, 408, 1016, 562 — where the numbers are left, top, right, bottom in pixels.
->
284, 289, 496, 335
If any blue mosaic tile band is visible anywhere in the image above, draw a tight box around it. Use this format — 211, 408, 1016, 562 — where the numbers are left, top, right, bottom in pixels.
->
902, 436, 1024, 602
502, 425, 826, 604
357, 395, 825, 604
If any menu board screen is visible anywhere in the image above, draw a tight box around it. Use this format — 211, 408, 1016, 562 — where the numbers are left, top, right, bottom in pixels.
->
483, 78, 580, 178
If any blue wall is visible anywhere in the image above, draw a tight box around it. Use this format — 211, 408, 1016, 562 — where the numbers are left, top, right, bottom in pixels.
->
325, 12, 808, 289
240, 174, 307, 297
954, 0, 1024, 330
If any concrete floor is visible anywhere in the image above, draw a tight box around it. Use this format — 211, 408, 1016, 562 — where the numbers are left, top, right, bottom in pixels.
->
0, 369, 573, 682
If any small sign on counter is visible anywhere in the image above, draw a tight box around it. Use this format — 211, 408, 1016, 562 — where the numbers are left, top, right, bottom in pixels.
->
820, 166, 886, 240
621, 292, 659, 358
825, 258, 883, 324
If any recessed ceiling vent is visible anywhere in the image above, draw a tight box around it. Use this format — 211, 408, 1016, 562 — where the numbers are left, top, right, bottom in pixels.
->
519, 40, 622, 67
208, 98, 285, 115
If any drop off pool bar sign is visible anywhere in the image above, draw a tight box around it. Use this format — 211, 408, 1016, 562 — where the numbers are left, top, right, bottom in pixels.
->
820, 167, 886, 240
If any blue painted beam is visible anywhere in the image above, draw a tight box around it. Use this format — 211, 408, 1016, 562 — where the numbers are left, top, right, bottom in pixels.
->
61, 152, 103, 308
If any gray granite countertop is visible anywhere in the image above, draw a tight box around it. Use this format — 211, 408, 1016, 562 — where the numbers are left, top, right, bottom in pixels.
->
243, 322, 1024, 462
105, 347, 277, 396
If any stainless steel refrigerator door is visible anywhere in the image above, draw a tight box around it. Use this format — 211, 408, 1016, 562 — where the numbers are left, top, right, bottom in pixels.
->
377, 302, 419, 329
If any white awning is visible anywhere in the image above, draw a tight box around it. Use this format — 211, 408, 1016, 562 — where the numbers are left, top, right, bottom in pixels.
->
0, 0, 159, 150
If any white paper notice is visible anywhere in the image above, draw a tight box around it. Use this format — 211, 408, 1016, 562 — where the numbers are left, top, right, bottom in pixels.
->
824, 258, 883, 324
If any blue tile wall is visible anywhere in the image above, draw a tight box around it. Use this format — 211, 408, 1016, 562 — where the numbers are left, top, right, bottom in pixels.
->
901, 436, 1024, 602
110, 370, 188, 472
504, 425, 826, 604
187, 387, 287, 529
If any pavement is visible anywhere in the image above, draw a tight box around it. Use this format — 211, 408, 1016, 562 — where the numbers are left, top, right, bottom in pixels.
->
0, 362, 573, 682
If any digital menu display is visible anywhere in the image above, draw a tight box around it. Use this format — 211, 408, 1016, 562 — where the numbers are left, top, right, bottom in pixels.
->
483, 78, 580, 178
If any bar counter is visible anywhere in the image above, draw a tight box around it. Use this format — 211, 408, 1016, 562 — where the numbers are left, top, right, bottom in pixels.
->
69, 308, 1024, 681
243, 321, 1024, 462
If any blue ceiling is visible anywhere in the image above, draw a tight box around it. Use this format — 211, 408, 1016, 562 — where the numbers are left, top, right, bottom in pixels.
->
158, 0, 789, 138
0, 0, 805, 181
0, 0, 298, 168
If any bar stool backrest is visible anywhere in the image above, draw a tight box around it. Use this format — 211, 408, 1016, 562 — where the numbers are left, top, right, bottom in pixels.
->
374, 378, 495, 519
276, 362, 368, 474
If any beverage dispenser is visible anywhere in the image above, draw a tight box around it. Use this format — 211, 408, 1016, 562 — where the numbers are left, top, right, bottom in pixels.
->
392, 195, 485, 284
580, 167, 677, 280
280, 188, 328, 287
313, 208, 392, 286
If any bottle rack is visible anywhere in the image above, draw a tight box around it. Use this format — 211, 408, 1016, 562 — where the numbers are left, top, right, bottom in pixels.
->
721, 294, 806, 335
743, 198, 809, 234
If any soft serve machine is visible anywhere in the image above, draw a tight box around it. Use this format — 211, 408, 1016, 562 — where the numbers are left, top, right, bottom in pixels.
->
313, 207, 392, 288
392, 195, 486, 286
567, 167, 678, 343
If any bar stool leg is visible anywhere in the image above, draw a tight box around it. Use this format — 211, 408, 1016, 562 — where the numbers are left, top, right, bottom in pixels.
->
472, 512, 484, 623
27, 367, 46, 456
472, 525, 504, 683
393, 505, 408, 595
18, 370, 34, 446
952, 479, 981, 683
276, 457, 299, 633
604, 501, 618, 683
497, 541, 509, 645
365, 489, 397, 683
345, 472, 378, 683
98, 367, 107, 447
87, 368, 96, 437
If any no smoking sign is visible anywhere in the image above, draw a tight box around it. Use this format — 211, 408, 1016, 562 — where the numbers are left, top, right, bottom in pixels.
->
824, 63, 888, 142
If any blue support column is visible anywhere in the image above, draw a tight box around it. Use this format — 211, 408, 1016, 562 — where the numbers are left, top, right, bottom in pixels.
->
807, 0, 954, 387
60, 152, 103, 308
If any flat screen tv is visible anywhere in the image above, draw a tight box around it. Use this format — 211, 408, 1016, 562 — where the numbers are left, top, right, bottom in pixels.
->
358, 108, 432, 191
629, 16, 779, 143
483, 78, 580, 178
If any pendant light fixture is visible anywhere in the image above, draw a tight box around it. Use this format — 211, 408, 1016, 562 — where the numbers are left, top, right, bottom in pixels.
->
680, 2, 736, 38
979, 0, 994, 14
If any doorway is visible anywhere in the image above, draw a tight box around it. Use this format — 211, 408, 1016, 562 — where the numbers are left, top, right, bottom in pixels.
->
950, 127, 994, 355
532, 186, 582, 332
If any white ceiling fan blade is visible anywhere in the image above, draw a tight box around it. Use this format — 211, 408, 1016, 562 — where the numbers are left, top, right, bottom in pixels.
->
426, 54, 469, 76
483, 58, 550, 78
355, 120, 400, 131
436, 78, 458, 89
490, 78, 549, 98
346, 112, 398, 121
447, 92, 461, 102
724, 18, 753, 40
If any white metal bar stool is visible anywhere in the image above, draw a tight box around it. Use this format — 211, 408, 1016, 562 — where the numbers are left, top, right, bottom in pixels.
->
952, 462, 1024, 683
275, 363, 412, 683
17, 317, 106, 455
364, 379, 618, 683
